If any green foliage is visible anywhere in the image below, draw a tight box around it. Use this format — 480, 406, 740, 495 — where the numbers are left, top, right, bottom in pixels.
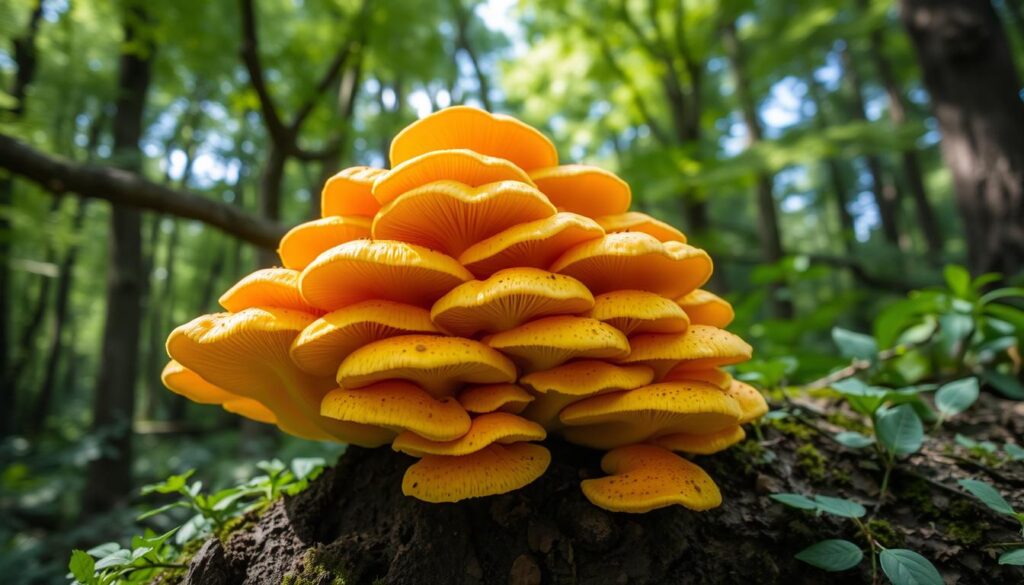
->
878, 549, 943, 585
67, 529, 180, 585
794, 539, 863, 572
956, 479, 1024, 568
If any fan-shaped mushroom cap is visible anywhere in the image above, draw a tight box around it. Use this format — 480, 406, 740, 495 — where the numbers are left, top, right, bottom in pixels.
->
458, 383, 534, 414
161, 360, 237, 405
551, 233, 712, 297
336, 334, 517, 397
725, 380, 769, 424
321, 166, 386, 218
458, 212, 605, 279
676, 289, 735, 328
166, 308, 393, 446
219, 268, 319, 313
277, 216, 371, 270
652, 426, 746, 455
617, 325, 753, 378
372, 180, 555, 257
581, 445, 722, 512
595, 212, 687, 243
559, 381, 742, 449
372, 149, 534, 207
586, 290, 690, 336
401, 442, 551, 503
484, 316, 630, 372
431, 268, 594, 337
392, 412, 546, 457
661, 366, 734, 389
389, 106, 558, 171
519, 361, 654, 430
222, 398, 277, 425
320, 380, 470, 441
289, 300, 439, 377
528, 165, 631, 217
299, 240, 472, 311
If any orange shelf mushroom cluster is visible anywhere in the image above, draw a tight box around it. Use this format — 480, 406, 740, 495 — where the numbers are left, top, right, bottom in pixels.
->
163, 107, 767, 513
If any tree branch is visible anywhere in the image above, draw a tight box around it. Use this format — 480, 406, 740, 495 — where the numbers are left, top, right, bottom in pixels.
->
289, 42, 355, 132
0, 134, 285, 248
238, 0, 290, 145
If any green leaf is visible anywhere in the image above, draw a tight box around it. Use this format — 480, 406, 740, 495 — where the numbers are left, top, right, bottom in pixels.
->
834, 431, 874, 448
85, 543, 121, 558
1004, 443, 1024, 461
291, 457, 326, 480
94, 549, 133, 570
982, 371, 1024, 400
141, 470, 195, 495
943, 265, 972, 298
831, 327, 878, 360
875, 405, 924, 457
958, 479, 1016, 516
999, 548, 1024, 565
934, 378, 979, 417
812, 495, 866, 518
879, 549, 942, 585
68, 550, 95, 583
137, 501, 188, 520
795, 539, 863, 571
770, 493, 817, 510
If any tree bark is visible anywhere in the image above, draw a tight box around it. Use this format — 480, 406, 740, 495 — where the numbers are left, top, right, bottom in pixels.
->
451, 0, 493, 110
901, 0, 1024, 277
81, 1, 154, 515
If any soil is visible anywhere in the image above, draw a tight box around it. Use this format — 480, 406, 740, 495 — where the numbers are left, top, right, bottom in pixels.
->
177, 393, 1024, 584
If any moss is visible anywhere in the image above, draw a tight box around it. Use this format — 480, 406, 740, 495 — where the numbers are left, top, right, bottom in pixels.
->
795, 443, 827, 482
733, 439, 770, 474
825, 411, 869, 434
944, 518, 988, 545
769, 418, 814, 440
866, 518, 904, 548
282, 549, 348, 585
899, 479, 939, 519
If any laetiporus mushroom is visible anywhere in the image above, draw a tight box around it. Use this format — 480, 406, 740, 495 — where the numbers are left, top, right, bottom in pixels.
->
163, 106, 766, 512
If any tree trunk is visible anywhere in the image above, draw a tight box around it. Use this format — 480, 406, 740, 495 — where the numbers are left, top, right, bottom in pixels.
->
81, 1, 154, 515
901, 0, 1024, 277
806, 76, 856, 253
857, 0, 944, 258
451, 0, 493, 111
722, 21, 791, 318
257, 144, 286, 266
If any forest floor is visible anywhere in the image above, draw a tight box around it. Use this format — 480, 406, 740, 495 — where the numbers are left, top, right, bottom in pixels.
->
169, 392, 1024, 585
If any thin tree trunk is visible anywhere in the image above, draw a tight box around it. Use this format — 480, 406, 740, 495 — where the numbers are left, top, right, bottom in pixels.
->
81, 1, 154, 515
806, 75, 856, 253
901, 0, 1024, 276
840, 45, 905, 250
722, 21, 792, 318
451, 0, 493, 110
857, 0, 943, 258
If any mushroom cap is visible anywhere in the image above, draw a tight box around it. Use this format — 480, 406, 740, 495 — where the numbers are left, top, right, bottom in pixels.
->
219, 268, 320, 313
580, 444, 722, 512
725, 380, 769, 424
617, 325, 753, 378
321, 166, 386, 218
431, 268, 595, 337
519, 360, 654, 430
458, 383, 534, 414
320, 380, 470, 441
222, 398, 277, 425
559, 381, 742, 449
389, 106, 558, 171
166, 308, 393, 446
392, 412, 546, 457
676, 289, 735, 328
372, 149, 534, 207
372, 180, 555, 257
595, 212, 687, 243
551, 232, 712, 298
401, 442, 551, 503
652, 426, 746, 455
161, 359, 237, 405
336, 334, 517, 397
528, 165, 631, 217
289, 300, 440, 377
661, 366, 734, 389
299, 240, 472, 311
586, 290, 690, 336
484, 316, 630, 372
277, 216, 371, 270
458, 212, 605, 279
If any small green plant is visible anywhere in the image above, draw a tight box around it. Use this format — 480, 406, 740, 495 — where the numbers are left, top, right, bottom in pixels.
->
957, 478, 1024, 566
67, 457, 326, 584
770, 492, 942, 584
954, 434, 1024, 467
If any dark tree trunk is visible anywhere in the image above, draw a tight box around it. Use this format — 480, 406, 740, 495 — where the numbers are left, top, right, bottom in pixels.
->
451, 0, 493, 111
81, 1, 154, 515
806, 76, 856, 254
901, 0, 1024, 277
